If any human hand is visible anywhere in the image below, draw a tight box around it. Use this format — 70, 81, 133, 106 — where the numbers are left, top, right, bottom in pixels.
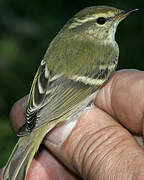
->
1, 70, 144, 180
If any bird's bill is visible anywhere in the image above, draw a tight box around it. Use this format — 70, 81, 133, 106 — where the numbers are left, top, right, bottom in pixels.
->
116, 8, 139, 21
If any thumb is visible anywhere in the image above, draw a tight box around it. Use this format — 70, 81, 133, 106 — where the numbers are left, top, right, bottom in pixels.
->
44, 105, 144, 180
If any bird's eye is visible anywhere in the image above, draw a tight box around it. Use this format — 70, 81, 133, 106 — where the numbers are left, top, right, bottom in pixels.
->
96, 17, 106, 25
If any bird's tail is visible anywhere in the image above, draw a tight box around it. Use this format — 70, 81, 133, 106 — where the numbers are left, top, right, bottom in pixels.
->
2, 123, 55, 180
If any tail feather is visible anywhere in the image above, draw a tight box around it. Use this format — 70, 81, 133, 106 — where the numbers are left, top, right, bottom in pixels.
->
2, 123, 55, 180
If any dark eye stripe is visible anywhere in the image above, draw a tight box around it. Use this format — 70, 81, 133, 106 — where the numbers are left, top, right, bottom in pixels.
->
107, 16, 114, 21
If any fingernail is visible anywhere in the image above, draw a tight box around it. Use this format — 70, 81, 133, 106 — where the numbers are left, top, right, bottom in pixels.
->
46, 119, 78, 147
45, 105, 93, 147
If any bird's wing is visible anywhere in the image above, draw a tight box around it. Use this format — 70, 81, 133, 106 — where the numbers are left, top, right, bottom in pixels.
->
17, 59, 92, 136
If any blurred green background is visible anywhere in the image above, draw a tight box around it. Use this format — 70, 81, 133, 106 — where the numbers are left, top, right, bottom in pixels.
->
0, 0, 144, 168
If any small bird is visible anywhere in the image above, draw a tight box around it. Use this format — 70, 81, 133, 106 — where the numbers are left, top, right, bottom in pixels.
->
2, 6, 138, 180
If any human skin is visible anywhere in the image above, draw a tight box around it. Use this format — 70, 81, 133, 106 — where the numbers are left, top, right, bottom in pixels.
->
1, 70, 144, 180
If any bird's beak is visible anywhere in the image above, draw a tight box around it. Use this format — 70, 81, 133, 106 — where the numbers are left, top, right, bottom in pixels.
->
116, 8, 139, 21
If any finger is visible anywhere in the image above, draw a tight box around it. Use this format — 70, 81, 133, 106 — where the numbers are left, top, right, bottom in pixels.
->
10, 95, 28, 133
27, 146, 80, 180
9, 97, 80, 179
44, 105, 144, 180
95, 70, 144, 135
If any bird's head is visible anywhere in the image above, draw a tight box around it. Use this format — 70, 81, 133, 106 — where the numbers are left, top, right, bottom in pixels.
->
66, 6, 138, 43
